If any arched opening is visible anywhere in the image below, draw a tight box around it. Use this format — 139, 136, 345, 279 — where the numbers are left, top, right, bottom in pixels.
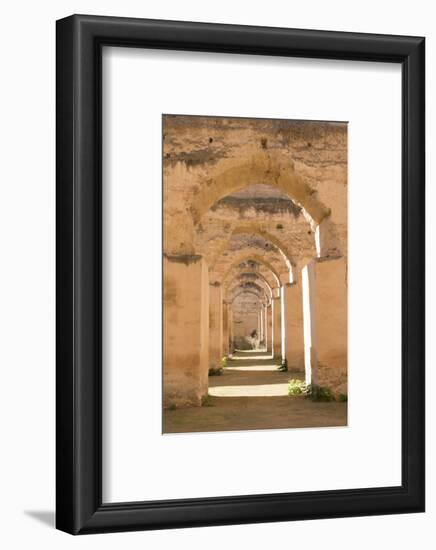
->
219, 255, 282, 287
163, 114, 347, 434
190, 151, 331, 228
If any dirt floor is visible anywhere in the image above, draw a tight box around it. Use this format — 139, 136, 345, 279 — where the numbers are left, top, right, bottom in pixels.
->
163, 350, 348, 434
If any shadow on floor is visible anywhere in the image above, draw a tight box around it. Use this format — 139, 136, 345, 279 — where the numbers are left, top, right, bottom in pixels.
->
210, 368, 298, 387
164, 394, 347, 433
163, 351, 347, 433
24, 510, 55, 528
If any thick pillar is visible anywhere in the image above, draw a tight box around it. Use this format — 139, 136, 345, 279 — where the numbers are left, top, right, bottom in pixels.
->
222, 301, 229, 357
302, 261, 319, 387
316, 217, 342, 258
281, 290, 286, 360
313, 257, 348, 396
266, 304, 273, 354
163, 255, 209, 407
259, 309, 263, 343
262, 305, 267, 349
229, 306, 234, 354
272, 295, 282, 360
209, 283, 223, 370
283, 282, 305, 371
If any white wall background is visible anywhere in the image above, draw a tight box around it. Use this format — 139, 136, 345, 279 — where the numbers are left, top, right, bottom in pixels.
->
0, 0, 432, 548
103, 48, 402, 502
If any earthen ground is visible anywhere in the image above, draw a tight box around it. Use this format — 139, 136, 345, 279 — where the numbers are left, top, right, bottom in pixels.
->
163, 351, 347, 434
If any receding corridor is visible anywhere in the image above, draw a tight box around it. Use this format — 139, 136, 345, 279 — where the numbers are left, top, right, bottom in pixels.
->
163, 115, 348, 433
163, 351, 347, 433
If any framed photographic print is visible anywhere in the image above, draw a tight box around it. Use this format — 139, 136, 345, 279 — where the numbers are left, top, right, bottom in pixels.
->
56, 15, 425, 534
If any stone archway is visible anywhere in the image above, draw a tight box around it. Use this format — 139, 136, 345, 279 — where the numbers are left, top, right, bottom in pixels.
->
225, 270, 273, 299
230, 290, 266, 351
163, 115, 348, 416
213, 252, 285, 286
190, 150, 331, 228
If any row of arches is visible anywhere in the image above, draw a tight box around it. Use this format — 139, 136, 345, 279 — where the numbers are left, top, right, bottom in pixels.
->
163, 116, 347, 407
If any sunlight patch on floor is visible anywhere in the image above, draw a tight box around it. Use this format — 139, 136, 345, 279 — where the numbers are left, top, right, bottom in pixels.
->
209, 382, 289, 397
225, 365, 280, 372
229, 355, 274, 361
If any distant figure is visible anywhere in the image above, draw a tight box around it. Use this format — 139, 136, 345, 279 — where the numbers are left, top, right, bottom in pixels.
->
250, 329, 258, 349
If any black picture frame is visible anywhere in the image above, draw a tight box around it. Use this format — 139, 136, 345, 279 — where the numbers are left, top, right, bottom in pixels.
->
56, 14, 425, 535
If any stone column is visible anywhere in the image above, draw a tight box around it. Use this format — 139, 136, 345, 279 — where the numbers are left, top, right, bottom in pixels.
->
258, 309, 262, 342
262, 306, 268, 349
266, 304, 273, 354
163, 254, 209, 407
302, 261, 319, 386
272, 295, 282, 360
228, 306, 234, 354
222, 301, 229, 357
283, 282, 305, 371
209, 283, 223, 370
316, 217, 342, 258
313, 257, 348, 396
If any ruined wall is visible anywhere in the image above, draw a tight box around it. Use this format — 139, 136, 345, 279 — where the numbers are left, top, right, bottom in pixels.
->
163, 115, 347, 258
163, 115, 348, 405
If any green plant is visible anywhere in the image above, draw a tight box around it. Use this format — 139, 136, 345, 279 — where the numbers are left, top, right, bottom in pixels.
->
201, 394, 214, 407
288, 380, 336, 401
168, 403, 177, 411
307, 384, 335, 402
208, 367, 223, 376
288, 379, 308, 396
338, 393, 348, 402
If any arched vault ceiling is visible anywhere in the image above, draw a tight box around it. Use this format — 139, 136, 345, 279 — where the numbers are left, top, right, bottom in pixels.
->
162, 116, 347, 258
225, 232, 294, 274
211, 250, 289, 286
225, 272, 272, 300
227, 279, 270, 303
229, 280, 264, 295
211, 183, 302, 216
212, 254, 282, 286
189, 150, 331, 226
194, 218, 316, 269
231, 290, 265, 307
229, 260, 280, 288
223, 269, 273, 295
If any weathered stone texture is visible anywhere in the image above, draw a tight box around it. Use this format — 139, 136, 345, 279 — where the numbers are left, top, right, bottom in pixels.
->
163, 115, 348, 406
